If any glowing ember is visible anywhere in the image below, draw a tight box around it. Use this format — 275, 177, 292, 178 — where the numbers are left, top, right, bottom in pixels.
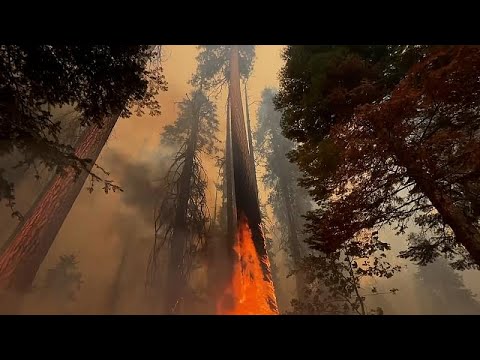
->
217, 215, 278, 315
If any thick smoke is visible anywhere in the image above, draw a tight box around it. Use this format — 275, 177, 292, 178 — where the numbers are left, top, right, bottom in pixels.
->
4, 46, 478, 315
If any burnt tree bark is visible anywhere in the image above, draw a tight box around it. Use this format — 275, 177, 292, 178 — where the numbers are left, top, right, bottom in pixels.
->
0, 111, 121, 293
228, 46, 277, 311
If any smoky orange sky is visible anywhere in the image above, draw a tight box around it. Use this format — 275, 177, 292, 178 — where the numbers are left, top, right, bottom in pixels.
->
15, 45, 287, 313
3, 45, 480, 314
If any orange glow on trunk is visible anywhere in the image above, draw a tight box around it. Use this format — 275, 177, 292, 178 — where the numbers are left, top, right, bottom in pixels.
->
217, 215, 278, 315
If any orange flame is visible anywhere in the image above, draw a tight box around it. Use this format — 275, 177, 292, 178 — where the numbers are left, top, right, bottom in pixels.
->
217, 215, 278, 315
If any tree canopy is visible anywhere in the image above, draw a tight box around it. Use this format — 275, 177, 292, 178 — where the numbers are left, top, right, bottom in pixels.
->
190, 45, 255, 92
276, 45, 480, 268
0, 45, 167, 212
161, 90, 219, 155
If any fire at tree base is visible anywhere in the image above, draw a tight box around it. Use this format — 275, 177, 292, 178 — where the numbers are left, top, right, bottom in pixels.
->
216, 214, 278, 315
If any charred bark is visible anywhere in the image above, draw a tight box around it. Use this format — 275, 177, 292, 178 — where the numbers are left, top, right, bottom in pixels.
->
228, 46, 276, 311
0, 111, 121, 294
224, 95, 237, 276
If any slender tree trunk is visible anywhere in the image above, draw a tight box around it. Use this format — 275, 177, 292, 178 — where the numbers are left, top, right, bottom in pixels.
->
0, 112, 83, 251
243, 82, 259, 197
408, 167, 480, 263
346, 253, 366, 315
165, 100, 200, 314
107, 242, 129, 314
278, 176, 305, 300
0, 111, 121, 294
270, 124, 306, 300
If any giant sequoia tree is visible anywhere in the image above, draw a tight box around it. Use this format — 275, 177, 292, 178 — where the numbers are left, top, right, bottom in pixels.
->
0, 45, 167, 294
192, 45, 256, 243
193, 46, 278, 313
276, 45, 480, 268
147, 89, 219, 314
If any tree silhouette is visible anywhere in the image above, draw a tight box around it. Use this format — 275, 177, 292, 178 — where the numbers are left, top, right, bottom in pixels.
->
43, 254, 83, 302
147, 89, 219, 313
415, 259, 480, 314
291, 231, 400, 315
255, 87, 312, 300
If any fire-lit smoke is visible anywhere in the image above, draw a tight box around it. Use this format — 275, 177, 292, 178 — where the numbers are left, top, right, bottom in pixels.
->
217, 214, 278, 315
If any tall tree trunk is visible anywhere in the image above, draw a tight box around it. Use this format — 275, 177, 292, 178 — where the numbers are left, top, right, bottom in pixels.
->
270, 124, 306, 300
107, 241, 129, 314
0, 112, 83, 253
228, 46, 276, 311
165, 100, 200, 314
208, 96, 237, 309
376, 125, 480, 265
225, 94, 237, 251
229, 46, 261, 239
0, 111, 121, 294
278, 176, 305, 300
408, 165, 480, 264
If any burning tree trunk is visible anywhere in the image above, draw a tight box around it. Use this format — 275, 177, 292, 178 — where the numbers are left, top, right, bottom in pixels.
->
218, 46, 278, 314
0, 111, 120, 293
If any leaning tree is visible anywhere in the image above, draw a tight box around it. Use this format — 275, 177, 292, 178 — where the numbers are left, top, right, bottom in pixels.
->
0, 45, 167, 294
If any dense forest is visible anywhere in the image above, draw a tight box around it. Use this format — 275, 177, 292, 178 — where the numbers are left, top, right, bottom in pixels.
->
0, 45, 479, 315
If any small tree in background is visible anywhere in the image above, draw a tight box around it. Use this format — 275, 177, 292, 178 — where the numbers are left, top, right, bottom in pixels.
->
291, 231, 400, 315
43, 254, 83, 302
